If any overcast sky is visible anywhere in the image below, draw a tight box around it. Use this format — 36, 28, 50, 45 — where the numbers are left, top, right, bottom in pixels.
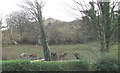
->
0, 0, 114, 24
0, 0, 93, 23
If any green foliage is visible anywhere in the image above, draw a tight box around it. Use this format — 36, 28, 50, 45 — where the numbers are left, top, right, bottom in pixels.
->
2, 55, 119, 71
2, 60, 42, 71
95, 56, 119, 72
2, 60, 88, 71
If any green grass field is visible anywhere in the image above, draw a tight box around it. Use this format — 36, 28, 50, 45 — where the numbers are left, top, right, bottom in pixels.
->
2, 41, 118, 61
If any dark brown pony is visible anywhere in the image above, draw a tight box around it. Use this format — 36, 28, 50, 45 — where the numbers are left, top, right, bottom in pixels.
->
51, 52, 58, 60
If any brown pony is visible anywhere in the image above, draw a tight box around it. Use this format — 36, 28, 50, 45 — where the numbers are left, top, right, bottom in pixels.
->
20, 53, 38, 60
28, 54, 37, 60
59, 53, 67, 60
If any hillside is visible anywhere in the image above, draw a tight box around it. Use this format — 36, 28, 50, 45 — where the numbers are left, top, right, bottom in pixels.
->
2, 18, 93, 45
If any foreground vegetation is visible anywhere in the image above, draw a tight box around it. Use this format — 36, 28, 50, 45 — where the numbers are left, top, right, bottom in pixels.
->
2, 56, 119, 71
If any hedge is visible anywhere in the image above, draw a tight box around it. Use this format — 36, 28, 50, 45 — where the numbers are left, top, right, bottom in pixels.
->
2, 60, 89, 71
2, 57, 119, 72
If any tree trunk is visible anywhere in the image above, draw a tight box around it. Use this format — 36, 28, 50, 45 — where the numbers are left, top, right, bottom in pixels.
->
19, 24, 23, 38
100, 2, 110, 52
10, 27, 13, 44
39, 24, 51, 61
99, 29, 106, 52
37, 5, 51, 61
104, 2, 110, 52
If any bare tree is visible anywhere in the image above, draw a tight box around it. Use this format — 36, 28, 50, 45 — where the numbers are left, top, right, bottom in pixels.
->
6, 11, 30, 44
19, 0, 51, 61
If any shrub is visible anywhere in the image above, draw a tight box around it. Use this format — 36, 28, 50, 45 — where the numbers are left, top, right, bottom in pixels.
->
59, 60, 88, 71
2, 60, 89, 71
95, 56, 119, 72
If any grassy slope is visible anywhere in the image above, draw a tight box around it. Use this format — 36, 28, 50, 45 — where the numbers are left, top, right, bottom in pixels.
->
2, 41, 118, 61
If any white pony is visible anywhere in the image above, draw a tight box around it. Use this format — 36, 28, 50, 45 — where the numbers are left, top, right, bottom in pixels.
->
20, 53, 28, 58
12, 40, 18, 45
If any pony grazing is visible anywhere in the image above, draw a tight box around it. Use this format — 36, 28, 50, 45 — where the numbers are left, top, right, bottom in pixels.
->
59, 53, 67, 60
20, 53, 28, 58
28, 54, 37, 60
20, 53, 43, 60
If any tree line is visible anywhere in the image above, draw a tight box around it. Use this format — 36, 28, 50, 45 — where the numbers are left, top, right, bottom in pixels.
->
3, 12, 95, 45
